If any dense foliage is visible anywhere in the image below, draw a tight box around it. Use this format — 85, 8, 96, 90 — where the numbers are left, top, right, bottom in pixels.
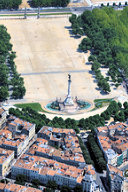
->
31, 0, 69, 7
0, 25, 26, 101
69, 7, 128, 92
0, 0, 22, 9
78, 136, 93, 164
9, 101, 128, 133
87, 133, 107, 172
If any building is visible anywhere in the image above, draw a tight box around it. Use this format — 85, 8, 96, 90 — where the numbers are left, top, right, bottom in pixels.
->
121, 180, 128, 192
36, 126, 85, 167
11, 154, 85, 190
0, 148, 14, 176
0, 182, 42, 192
0, 134, 30, 158
8, 117, 35, 140
0, 116, 36, 157
82, 165, 97, 192
97, 123, 128, 166
107, 164, 124, 192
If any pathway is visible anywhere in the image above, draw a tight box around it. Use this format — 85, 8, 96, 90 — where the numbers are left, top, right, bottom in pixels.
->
21, 68, 108, 76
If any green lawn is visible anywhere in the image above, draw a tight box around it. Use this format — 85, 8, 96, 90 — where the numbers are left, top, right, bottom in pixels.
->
0, 12, 72, 17
91, 98, 114, 111
14, 103, 45, 112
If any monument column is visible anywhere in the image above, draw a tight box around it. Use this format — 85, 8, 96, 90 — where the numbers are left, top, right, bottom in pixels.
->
37, 7, 40, 19
64, 74, 74, 106
24, 7, 27, 19
67, 74, 71, 97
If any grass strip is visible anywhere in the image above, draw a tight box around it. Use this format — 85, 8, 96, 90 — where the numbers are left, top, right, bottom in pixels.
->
0, 12, 71, 17
14, 103, 44, 112
91, 98, 113, 111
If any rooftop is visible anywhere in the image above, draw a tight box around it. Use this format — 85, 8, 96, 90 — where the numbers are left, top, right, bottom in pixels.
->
14, 154, 85, 179
98, 122, 128, 155
39, 126, 76, 135
0, 148, 14, 164
0, 182, 42, 192
8, 116, 34, 131
108, 164, 123, 179
29, 128, 85, 164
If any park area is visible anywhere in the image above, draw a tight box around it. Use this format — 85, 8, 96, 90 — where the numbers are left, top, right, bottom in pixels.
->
0, 17, 127, 118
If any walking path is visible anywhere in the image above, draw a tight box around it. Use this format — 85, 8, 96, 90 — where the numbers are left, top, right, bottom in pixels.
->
21, 69, 90, 76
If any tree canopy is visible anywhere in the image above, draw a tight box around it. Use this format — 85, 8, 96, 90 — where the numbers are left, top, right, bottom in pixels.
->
69, 7, 128, 92
0, 25, 26, 101
0, 0, 22, 9
31, 0, 69, 7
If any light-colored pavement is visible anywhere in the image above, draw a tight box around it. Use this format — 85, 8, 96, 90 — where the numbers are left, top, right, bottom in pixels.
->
0, 17, 127, 121
19, 0, 30, 9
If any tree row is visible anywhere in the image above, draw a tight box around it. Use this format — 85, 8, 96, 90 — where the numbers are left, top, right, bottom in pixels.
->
0, 25, 26, 101
0, 0, 22, 9
69, 7, 128, 93
31, 0, 69, 7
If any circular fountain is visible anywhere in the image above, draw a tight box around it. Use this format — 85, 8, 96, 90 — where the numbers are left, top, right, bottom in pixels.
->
45, 74, 92, 114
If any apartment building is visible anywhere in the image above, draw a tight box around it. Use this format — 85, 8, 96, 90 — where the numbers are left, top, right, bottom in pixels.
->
107, 165, 124, 192
0, 148, 14, 176
97, 122, 128, 166
0, 134, 30, 158
28, 138, 85, 168
37, 126, 76, 146
0, 182, 42, 192
8, 117, 35, 140
0, 116, 36, 157
11, 154, 85, 189
33, 126, 85, 168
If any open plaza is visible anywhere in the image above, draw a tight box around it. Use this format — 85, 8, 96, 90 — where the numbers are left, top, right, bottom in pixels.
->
0, 17, 127, 118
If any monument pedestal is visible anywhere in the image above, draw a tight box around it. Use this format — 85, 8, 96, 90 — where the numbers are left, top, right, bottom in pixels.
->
64, 95, 74, 106
59, 99, 79, 113
58, 74, 80, 113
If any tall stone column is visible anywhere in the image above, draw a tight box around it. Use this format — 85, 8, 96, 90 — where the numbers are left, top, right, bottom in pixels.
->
37, 7, 40, 19
24, 7, 27, 19
64, 74, 74, 106
67, 74, 71, 97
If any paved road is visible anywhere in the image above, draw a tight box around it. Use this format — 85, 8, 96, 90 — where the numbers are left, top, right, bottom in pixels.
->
0, 6, 126, 15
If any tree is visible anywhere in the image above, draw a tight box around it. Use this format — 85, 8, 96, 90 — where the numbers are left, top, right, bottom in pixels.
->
91, 61, 100, 71
0, 0, 22, 9
69, 14, 77, 24
78, 118, 85, 128
74, 185, 83, 192
44, 188, 54, 192
31, 179, 41, 187
0, 86, 9, 101
61, 186, 71, 192
118, 102, 122, 109
79, 37, 92, 52
31, 0, 69, 7
46, 180, 57, 190
88, 55, 96, 62
15, 174, 27, 185
123, 102, 128, 109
